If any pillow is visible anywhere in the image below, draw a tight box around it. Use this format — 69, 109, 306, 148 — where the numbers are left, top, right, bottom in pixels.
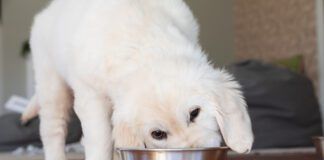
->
228, 60, 322, 149
272, 55, 304, 74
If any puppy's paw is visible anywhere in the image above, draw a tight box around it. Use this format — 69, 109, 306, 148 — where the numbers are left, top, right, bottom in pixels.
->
227, 137, 253, 153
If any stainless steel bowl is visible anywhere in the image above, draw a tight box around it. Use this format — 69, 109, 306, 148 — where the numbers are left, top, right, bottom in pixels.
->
117, 147, 229, 160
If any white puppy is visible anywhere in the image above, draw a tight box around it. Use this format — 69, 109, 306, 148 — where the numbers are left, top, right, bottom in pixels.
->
27, 0, 253, 160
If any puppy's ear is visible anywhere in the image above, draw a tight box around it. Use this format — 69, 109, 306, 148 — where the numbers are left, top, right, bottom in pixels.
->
212, 70, 253, 153
113, 122, 144, 148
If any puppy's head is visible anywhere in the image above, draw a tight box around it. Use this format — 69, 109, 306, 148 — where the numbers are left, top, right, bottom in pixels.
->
112, 65, 253, 153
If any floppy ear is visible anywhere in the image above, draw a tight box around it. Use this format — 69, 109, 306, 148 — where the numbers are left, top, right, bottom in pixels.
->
113, 122, 144, 148
212, 70, 253, 153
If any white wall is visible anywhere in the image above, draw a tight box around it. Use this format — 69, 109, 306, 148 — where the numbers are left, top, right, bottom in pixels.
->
186, 0, 235, 66
2, 0, 48, 108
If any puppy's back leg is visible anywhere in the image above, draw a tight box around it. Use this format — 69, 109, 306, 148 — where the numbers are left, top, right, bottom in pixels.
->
35, 66, 72, 160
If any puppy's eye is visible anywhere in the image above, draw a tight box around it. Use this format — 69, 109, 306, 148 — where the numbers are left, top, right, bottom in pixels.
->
151, 130, 167, 140
190, 107, 200, 122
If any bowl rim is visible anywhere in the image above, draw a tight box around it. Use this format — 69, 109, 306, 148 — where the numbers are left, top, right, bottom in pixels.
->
116, 146, 230, 152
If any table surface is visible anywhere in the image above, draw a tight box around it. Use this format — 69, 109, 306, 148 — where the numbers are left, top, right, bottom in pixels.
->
228, 147, 318, 160
0, 147, 318, 160
0, 153, 84, 160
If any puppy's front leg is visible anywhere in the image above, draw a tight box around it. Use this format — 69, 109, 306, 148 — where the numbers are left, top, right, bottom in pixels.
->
73, 84, 112, 160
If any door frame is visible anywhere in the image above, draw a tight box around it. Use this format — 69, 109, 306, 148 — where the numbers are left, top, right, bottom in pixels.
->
0, 26, 4, 113
316, 0, 324, 128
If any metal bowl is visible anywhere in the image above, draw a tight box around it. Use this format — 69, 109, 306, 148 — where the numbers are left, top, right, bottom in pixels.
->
117, 147, 229, 160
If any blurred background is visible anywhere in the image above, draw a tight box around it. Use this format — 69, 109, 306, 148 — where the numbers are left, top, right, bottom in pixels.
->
0, 0, 324, 159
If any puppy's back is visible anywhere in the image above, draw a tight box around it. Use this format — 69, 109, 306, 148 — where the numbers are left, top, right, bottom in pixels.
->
30, 0, 199, 81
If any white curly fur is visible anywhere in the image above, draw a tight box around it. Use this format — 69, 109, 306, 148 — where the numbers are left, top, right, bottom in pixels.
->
29, 0, 253, 160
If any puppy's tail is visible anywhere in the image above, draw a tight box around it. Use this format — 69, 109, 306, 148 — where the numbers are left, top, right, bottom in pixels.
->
21, 95, 40, 125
